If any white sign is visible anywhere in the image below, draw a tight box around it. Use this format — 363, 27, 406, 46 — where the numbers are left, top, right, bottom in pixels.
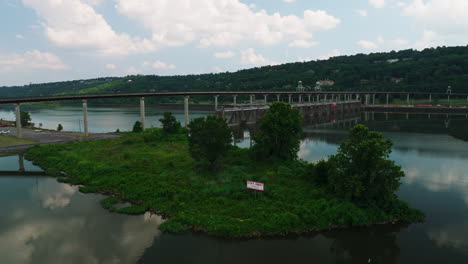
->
247, 181, 264, 192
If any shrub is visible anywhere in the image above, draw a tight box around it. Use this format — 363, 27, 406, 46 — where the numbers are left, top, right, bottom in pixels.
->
132, 121, 143, 132
159, 112, 181, 134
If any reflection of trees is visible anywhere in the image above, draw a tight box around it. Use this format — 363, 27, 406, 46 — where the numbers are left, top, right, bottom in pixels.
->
325, 225, 406, 264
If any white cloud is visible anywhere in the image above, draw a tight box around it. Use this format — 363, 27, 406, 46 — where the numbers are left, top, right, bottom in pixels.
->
369, 0, 386, 8
152, 60, 176, 70
240, 48, 277, 66
214, 51, 235, 59
126, 66, 139, 74
283, 0, 296, 3
413, 30, 439, 50
355, 9, 368, 17
288, 39, 318, 48
105, 64, 116, 70
15, 34, 25, 39
318, 49, 341, 60
0, 50, 68, 72
392, 38, 410, 46
115, 0, 340, 48
357, 40, 378, 49
403, 0, 468, 32
22, 0, 157, 56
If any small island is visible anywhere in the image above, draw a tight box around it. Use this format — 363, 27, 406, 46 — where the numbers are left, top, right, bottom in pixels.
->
26, 102, 424, 238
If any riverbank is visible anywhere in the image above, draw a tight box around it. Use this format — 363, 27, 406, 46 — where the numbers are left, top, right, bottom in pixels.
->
0, 127, 121, 153
25, 129, 424, 238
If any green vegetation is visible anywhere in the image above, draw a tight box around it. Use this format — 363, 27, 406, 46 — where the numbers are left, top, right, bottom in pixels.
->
25, 110, 424, 238
132, 121, 143, 132
251, 102, 302, 161
0, 136, 35, 147
188, 116, 232, 170
159, 112, 181, 134
20, 111, 31, 127
2, 46, 468, 104
57, 124, 63, 132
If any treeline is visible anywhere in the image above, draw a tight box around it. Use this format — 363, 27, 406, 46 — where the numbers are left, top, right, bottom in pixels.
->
2, 45, 468, 102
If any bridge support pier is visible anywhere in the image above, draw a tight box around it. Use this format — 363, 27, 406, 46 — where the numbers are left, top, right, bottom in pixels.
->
19, 154, 25, 172
264, 94, 268, 104
429, 94, 432, 103
184, 96, 189, 127
250, 95, 254, 105
373, 94, 376, 104
233, 95, 237, 105
288, 94, 292, 104
308, 95, 311, 103
386, 94, 389, 105
276, 94, 280, 102
299, 95, 302, 103
407, 93, 410, 105
140, 97, 145, 130
82, 100, 89, 137
365, 94, 369, 105
15, 103, 22, 138
214, 95, 219, 111
316, 94, 320, 102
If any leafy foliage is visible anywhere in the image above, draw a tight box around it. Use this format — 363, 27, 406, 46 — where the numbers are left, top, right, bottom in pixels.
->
25, 127, 424, 237
20, 111, 31, 127
327, 125, 404, 205
188, 116, 232, 169
132, 121, 143, 132
159, 112, 181, 134
251, 102, 302, 161
57, 124, 63, 132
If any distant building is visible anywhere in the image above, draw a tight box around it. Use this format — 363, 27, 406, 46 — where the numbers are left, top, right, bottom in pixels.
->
127, 79, 133, 83
387, 59, 400, 64
296, 81, 305, 92
316, 80, 335, 87
390, 77, 403, 84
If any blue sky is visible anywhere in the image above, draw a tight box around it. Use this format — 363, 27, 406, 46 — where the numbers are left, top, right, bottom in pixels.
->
1, 0, 467, 86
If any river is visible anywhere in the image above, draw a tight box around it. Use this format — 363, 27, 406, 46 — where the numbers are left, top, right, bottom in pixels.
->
1, 108, 468, 263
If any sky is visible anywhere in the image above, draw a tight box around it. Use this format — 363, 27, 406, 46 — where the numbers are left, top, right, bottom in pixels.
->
0, 0, 467, 86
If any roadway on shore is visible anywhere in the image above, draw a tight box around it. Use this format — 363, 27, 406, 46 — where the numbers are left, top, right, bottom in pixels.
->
0, 127, 120, 153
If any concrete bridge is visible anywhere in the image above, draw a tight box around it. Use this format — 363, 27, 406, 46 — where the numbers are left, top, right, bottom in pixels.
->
1, 90, 468, 138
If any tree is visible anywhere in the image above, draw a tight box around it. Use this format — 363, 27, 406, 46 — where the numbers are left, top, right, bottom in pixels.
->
159, 112, 181, 133
327, 125, 404, 205
251, 102, 302, 161
132, 121, 143, 132
57, 124, 63, 132
20, 111, 31, 127
188, 116, 232, 169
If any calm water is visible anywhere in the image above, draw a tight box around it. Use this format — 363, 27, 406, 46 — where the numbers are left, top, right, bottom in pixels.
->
0, 106, 210, 133
1, 109, 468, 263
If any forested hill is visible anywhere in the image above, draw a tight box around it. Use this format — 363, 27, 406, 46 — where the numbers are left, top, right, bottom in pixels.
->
1, 45, 468, 100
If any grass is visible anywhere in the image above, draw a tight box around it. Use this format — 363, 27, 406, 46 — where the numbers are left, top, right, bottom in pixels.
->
25, 129, 424, 237
0, 136, 35, 147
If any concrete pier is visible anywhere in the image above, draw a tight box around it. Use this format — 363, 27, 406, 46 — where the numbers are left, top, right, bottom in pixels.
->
15, 103, 22, 138
140, 97, 145, 130
82, 100, 89, 137
386, 94, 389, 105
184, 96, 189, 127
264, 94, 268, 104
276, 94, 280, 102
407, 94, 410, 105
214, 95, 219, 111
233, 95, 237, 105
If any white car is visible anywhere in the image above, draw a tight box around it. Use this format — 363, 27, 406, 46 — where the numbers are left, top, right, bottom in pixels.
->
0, 130, 11, 135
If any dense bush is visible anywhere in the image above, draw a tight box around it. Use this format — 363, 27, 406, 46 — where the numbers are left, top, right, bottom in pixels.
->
251, 102, 302, 161
132, 121, 143, 132
159, 112, 181, 134
327, 125, 404, 205
188, 116, 232, 169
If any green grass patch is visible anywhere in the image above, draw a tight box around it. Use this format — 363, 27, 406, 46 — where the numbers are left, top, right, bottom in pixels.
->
0, 136, 35, 147
25, 128, 424, 237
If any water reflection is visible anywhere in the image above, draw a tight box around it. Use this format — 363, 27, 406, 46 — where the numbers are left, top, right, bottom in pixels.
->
0, 157, 164, 264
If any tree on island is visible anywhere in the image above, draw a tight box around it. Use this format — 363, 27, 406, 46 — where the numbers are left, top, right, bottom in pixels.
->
159, 112, 181, 134
57, 124, 63, 132
188, 116, 232, 169
132, 121, 143, 132
251, 102, 302, 161
326, 124, 404, 205
20, 111, 31, 127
